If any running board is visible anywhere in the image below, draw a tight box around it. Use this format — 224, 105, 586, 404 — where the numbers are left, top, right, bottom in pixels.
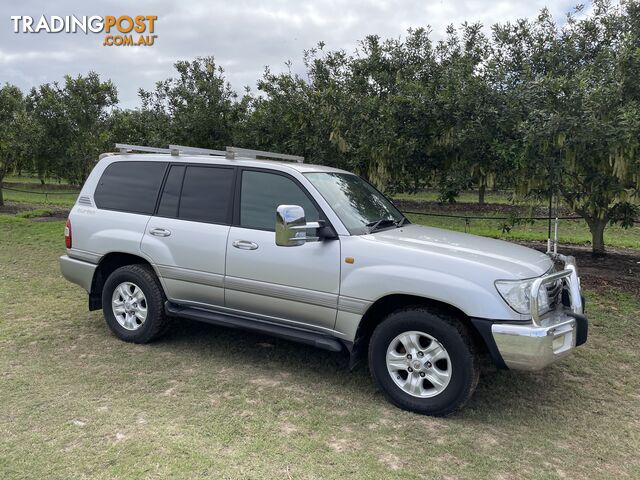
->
164, 302, 343, 352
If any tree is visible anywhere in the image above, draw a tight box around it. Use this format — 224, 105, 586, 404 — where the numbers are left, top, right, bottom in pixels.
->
28, 72, 117, 185
0, 84, 35, 206
493, 1, 640, 254
139, 57, 242, 149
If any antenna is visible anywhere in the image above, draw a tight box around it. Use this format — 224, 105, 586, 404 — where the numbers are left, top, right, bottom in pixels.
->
547, 154, 555, 254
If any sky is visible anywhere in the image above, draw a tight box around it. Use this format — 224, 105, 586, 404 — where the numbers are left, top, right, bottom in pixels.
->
1, 0, 585, 108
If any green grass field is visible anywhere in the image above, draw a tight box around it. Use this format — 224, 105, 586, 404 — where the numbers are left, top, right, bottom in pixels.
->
406, 212, 640, 250
1, 215, 639, 479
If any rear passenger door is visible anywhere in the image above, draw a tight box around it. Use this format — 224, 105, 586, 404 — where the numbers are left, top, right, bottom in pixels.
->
141, 164, 235, 308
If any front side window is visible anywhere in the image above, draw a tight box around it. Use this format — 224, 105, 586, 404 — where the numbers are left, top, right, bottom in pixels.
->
304, 172, 404, 235
240, 170, 319, 230
94, 161, 167, 215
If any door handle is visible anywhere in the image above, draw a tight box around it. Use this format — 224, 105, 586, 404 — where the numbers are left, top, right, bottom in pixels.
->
150, 228, 171, 237
232, 240, 259, 250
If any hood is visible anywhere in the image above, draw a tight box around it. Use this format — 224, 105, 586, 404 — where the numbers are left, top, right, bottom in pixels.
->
365, 223, 552, 279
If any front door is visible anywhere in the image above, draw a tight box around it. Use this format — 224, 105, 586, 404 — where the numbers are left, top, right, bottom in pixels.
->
225, 169, 341, 331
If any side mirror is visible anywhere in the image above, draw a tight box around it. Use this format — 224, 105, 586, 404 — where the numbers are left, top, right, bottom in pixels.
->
276, 205, 321, 247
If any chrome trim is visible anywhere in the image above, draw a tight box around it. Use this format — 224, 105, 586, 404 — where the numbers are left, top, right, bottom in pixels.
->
492, 312, 577, 371
530, 269, 572, 325
224, 276, 338, 309
276, 205, 320, 246
157, 265, 224, 288
530, 255, 583, 326
232, 240, 259, 250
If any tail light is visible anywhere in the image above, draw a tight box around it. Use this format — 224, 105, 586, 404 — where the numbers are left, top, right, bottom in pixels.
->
65, 218, 72, 249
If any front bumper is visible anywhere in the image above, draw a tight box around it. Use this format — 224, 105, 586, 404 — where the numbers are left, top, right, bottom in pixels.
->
491, 310, 588, 370
490, 254, 587, 371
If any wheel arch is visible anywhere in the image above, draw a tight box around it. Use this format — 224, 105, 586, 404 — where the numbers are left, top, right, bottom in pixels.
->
349, 294, 487, 369
89, 252, 161, 311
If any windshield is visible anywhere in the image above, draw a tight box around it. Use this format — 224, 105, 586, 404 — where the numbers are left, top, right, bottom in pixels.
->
304, 172, 406, 235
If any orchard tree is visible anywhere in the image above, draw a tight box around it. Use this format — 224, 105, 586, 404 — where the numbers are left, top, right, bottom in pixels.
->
107, 108, 170, 147
493, 1, 640, 254
0, 84, 37, 206
139, 56, 243, 149
28, 72, 117, 185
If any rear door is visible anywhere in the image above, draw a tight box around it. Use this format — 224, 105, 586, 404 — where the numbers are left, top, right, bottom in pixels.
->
141, 164, 236, 308
224, 168, 341, 330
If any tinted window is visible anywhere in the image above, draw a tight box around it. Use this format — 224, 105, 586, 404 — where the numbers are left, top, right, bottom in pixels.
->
178, 166, 234, 223
305, 172, 404, 235
94, 161, 167, 214
157, 165, 185, 218
240, 171, 319, 230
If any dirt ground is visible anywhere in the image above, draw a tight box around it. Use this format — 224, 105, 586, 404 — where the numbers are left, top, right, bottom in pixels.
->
396, 198, 571, 216
521, 240, 640, 296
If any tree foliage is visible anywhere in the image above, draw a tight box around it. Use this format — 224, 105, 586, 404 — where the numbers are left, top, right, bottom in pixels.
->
2, 1, 639, 253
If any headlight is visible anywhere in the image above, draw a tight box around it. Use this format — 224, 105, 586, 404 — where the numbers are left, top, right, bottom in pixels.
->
495, 278, 550, 315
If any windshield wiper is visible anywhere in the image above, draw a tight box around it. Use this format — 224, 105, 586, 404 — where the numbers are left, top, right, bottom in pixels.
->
366, 218, 397, 233
396, 216, 408, 227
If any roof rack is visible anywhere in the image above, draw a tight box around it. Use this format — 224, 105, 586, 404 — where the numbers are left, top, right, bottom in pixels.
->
115, 143, 173, 154
169, 145, 226, 157
110, 143, 304, 163
225, 147, 304, 163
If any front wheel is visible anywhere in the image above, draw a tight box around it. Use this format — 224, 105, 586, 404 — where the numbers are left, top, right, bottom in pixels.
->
368, 307, 479, 416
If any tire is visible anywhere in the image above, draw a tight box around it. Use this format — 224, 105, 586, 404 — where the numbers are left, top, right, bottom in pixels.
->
368, 307, 479, 416
102, 264, 170, 343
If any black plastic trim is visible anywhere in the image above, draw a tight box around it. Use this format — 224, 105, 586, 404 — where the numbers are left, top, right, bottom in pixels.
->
566, 312, 589, 347
165, 301, 344, 352
469, 318, 508, 369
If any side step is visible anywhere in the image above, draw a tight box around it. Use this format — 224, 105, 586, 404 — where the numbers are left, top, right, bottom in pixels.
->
165, 302, 343, 352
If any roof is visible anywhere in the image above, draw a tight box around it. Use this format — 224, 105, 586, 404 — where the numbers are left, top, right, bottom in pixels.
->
100, 152, 351, 175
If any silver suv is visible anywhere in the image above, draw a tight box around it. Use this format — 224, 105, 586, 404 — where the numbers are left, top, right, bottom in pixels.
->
60, 144, 588, 416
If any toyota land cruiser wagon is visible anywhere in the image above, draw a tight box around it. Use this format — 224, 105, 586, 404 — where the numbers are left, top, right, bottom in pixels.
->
60, 144, 588, 416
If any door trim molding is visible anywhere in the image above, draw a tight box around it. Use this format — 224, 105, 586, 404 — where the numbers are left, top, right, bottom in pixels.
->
224, 276, 338, 309
158, 265, 224, 288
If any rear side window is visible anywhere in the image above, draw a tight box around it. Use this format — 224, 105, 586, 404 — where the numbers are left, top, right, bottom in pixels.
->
166, 165, 234, 224
94, 161, 167, 214
157, 165, 185, 218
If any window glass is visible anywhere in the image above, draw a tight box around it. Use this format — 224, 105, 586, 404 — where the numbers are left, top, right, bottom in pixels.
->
304, 172, 404, 235
178, 166, 234, 223
240, 171, 319, 230
94, 161, 167, 215
157, 165, 185, 218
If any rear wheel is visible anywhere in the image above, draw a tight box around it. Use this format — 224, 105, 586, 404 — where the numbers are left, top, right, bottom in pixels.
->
102, 264, 170, 343
369, 307, 479, 416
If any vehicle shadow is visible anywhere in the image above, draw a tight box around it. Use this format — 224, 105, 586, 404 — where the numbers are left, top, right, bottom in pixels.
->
157, 317, 577, 421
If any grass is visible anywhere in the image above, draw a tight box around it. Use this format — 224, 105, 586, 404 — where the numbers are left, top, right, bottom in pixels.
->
1, 187, 78, 208
406, 211, 640, 250
4, 174, 69, 185
1, 214, 639, 479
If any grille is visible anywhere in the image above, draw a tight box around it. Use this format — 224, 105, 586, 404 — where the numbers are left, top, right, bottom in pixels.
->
546, 279, 563, 309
